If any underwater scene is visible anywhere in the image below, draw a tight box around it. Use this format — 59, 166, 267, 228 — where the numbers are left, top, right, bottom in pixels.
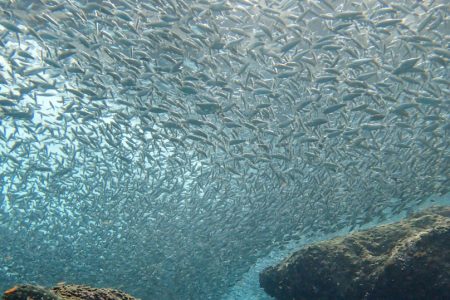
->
0, 0, 449, 299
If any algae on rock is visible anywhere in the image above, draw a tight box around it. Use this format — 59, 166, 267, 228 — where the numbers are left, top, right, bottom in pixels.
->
2, 284, 138, 300
260, 206, 450, 300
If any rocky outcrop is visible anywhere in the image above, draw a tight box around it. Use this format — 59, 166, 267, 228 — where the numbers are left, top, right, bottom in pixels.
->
51, 284, 138, 300
2, 284, 138, 300
2, 285, 59, 300
260, 206, 450, 300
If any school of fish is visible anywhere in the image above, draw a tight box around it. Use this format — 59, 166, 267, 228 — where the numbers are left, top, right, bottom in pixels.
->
0, 0, 448, 299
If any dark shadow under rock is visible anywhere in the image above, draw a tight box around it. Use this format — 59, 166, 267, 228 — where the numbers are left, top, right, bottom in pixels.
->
259, 206, 450, 300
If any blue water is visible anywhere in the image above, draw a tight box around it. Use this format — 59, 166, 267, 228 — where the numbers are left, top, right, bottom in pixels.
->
0, 0, 449, 299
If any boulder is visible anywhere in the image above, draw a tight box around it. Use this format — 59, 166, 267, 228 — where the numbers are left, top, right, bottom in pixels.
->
2, 285, 59, 300
51, 284, 138, 300
2, 284, 138, 300
260, 206, 450, 300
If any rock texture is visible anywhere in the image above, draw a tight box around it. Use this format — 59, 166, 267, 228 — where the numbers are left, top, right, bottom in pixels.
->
2, 284, 138, 300
260, 206, 450, 300
51, 284, 138, 300
2, 285, 59, 300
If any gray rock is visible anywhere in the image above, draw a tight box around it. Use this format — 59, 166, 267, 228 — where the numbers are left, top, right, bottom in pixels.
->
260, 206, 450, 300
